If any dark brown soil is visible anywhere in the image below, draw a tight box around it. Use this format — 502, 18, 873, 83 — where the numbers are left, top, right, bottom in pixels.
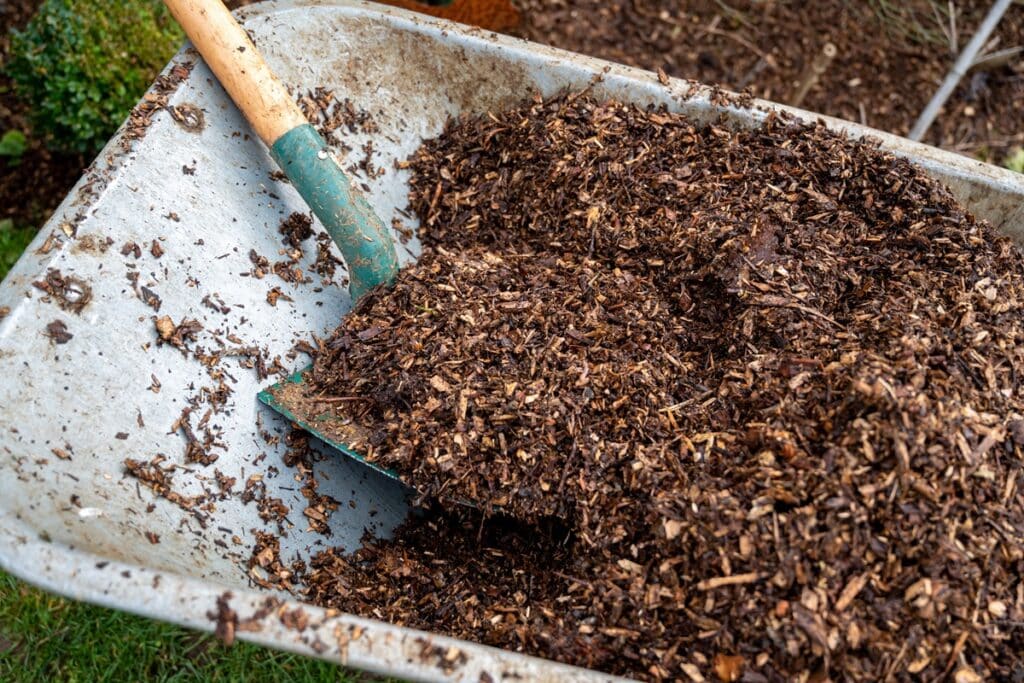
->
297, 94, 1024, 681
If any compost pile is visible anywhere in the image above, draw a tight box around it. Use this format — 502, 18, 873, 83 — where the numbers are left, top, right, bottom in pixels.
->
297, 94, 1024, 681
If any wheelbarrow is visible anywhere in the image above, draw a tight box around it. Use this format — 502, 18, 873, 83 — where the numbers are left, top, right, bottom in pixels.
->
1, 1, 1022, 681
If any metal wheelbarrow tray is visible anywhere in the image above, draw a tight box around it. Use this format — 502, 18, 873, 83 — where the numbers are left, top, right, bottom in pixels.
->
1, 1, 1022, 680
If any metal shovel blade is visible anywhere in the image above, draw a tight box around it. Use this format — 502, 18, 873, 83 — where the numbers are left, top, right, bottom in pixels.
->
257, 369, 401, 481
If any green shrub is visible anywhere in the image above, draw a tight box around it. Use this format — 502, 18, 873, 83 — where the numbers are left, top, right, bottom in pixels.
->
1005, 148, 1024, 175
0, 130, 28, 163
6, 0, 182, 155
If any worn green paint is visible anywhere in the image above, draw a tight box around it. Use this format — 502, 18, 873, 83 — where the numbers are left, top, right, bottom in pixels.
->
264, 125, 399, 465
270, 124, 398, 299
257, 368, 401, 480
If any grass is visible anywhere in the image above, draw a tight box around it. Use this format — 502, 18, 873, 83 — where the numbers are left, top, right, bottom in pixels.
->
0, 572, 359, 682
0, 223, 361, 682
1005, 147, 1024, 174
0, 218, 35, 277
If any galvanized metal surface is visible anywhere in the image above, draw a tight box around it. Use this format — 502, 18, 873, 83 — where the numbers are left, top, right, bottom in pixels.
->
1, 1, 1022, 680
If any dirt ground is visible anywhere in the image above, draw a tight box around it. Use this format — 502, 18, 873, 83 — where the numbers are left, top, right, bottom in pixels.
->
1, 0, 1020, 234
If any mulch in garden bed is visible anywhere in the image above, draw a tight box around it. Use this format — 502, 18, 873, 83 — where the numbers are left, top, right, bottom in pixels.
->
4, 0, 1021, 241
285, 93, 1024, 681
513, 0, 1024, 162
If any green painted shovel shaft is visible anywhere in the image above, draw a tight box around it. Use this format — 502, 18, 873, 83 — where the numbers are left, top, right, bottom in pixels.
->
271, 124, 399, 299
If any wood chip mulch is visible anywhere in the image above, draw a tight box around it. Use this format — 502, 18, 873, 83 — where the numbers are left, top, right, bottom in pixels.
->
512, 0, 1024, 159
293, 94, 1024, 681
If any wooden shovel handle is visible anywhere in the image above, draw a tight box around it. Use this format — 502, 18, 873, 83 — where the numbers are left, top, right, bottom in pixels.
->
162, 0, 306, 146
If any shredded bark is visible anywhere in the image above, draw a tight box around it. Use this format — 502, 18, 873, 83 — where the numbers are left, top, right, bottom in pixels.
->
248, 531, 297, 592
154, 315, 203, 350
31, 268, 91, 313
207, 591, 238, 646
297, 86, 379, 151
295, 94, 1024, 681
279, 212, 314, 249
44, 319, 72, 344
123, 63, 195, 148
124, 455, 199, 514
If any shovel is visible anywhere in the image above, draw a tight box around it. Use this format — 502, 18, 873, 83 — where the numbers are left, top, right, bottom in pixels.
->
162, 0, 399, 300
163, 0, 408, 478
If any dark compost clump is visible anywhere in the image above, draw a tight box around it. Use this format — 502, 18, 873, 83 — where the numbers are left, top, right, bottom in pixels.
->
297, 94, 1024, 681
